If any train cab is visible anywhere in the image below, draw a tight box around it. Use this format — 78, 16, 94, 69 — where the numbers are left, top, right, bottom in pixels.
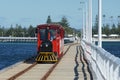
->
35, 24, 64, 62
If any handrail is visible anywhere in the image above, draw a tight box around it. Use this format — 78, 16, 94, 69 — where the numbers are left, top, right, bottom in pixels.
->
81, 40, 120, 80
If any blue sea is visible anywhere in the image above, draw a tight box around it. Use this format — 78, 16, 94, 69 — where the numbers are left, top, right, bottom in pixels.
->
0, 41, 120, 70
102, 41, 120, 58
0, 42, 37, 70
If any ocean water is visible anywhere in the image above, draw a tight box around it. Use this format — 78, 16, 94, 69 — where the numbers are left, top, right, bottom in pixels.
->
0, 42, 37, 70
102, 41, 120, 58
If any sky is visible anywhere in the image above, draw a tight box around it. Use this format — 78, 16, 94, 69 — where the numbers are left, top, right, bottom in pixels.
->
0, 0, 120, 29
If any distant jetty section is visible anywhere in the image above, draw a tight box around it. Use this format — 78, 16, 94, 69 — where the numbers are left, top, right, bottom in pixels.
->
0, 37, 37, 42
93, 38, 120, 42
0, 37, 120, 43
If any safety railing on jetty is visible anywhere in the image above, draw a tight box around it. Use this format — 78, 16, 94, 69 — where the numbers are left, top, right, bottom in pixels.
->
0, 37, 37, 42
81, 40, 120, 80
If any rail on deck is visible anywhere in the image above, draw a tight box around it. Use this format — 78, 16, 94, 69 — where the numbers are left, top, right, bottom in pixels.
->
81, 40, 120, 80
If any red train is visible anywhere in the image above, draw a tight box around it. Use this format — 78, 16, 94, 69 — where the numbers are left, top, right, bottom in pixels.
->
35, 24, 64, 62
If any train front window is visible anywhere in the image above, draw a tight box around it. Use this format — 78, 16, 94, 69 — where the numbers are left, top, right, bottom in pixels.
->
49, 29, 57, 40
39, 29, 46, 41
39, 29, 56, 41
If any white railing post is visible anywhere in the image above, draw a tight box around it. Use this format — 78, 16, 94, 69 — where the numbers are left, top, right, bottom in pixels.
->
88, 0, 92, 43
98, 0, 102, 47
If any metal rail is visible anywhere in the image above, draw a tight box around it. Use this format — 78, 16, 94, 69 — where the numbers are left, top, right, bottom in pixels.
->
8, 62, 37, 80
81, 40, 120, 80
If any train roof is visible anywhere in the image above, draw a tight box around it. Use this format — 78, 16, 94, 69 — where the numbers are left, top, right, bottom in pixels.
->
37, 24, 64, 30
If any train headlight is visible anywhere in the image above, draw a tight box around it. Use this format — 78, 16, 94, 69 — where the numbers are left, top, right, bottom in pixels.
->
40, 45, 42, 47
45, 44, 48, 47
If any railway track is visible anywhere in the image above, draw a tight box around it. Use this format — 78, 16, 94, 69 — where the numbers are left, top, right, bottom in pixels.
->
5, 44, 72, 80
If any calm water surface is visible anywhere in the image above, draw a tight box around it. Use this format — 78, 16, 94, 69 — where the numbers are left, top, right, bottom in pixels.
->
0, 42, 37, 70
102, 41, 120, 58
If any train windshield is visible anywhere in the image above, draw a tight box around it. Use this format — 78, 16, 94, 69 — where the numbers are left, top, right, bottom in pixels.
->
49, 29, 56, 40
39, 29, 46, 41
39, 29, 57, 41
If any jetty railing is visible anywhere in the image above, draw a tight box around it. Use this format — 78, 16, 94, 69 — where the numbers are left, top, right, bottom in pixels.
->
0, 37, 37, 42
81, 40, 120, 80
